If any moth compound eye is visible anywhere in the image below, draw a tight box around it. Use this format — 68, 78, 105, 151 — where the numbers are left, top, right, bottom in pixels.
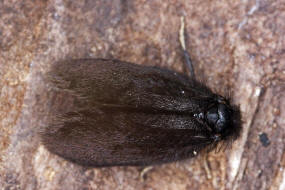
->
206, 103, 231, 134
206, 106, 219, 128
216, 104, 231, 133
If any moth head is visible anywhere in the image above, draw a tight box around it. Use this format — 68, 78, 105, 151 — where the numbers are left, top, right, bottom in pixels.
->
205, 97, 241, 140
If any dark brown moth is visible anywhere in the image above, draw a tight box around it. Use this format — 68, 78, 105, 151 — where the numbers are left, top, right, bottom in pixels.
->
41, 21, 241, 167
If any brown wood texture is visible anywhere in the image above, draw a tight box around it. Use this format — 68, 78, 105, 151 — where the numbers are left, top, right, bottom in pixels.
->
0, 0, 284, 190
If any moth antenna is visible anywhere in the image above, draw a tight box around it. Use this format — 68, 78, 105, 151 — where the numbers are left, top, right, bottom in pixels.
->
179, 16, 195, 79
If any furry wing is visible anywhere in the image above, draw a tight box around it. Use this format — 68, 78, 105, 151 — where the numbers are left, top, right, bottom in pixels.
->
42, 59, 217, 166
48, 59, 216, 114
42, 107, 215, 167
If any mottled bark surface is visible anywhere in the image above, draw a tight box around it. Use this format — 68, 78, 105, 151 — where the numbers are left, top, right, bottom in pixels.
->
0, 0, 284, 190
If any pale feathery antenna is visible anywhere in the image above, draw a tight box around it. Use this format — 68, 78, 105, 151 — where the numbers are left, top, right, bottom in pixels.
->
179, 16, 195, 78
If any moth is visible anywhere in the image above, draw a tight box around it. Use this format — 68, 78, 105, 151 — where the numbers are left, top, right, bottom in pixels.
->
41, 21, 241, 167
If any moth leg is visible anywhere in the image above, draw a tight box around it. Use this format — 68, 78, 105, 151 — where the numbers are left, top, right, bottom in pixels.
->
179, 16, 195, 79
203, 155, 212, 180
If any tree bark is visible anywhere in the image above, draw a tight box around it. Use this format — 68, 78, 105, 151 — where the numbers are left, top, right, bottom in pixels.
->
0, 0, 284, 189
